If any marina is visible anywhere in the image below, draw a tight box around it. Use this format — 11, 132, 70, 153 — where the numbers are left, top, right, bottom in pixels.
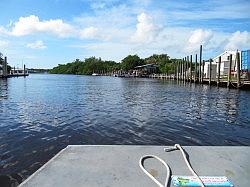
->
0, 74, 250, 186
0, 56, 29, 79
1, 1, 250, 186
85, 46, 250, 90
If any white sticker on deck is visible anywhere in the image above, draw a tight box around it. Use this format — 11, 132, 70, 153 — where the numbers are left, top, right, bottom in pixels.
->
172, 176, 233, 186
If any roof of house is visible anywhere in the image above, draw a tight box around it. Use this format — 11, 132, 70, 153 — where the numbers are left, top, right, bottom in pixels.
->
213, 51, 239, 60
134, 63, 158, 69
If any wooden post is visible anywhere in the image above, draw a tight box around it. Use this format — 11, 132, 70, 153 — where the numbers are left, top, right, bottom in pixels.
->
179, 60, 181, 80
182, 58, 184, 81
236, 52, 241, 88
176, 62, 178, 80
201, 60, 205, 83
217, 56, 221, 86
199, 45, 202, 83
177, 61, 179, 81
195, 54, 197, 83
3, 56, 7, 77
209, 59, 212, 85
183, 57, 185, 81
180, 60, 182, 80
186, 56, 189, 81
184, 57, 186, 81
227, 54, 232, 87
24, 64, 26, 75
190, 55, 192, 82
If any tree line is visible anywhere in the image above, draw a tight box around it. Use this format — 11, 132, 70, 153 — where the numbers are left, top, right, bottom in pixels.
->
49, 54, 179, 75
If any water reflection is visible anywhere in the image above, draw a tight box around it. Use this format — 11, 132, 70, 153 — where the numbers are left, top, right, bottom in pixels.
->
0, 74, 250, 186
0, 79, 8, 100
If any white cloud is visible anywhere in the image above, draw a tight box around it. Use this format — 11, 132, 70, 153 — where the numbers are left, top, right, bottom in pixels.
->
0, 40, 9, 47
11, 15, 75, 37
185, 29, 213, 53
26, 40, 47, 49
79, 26, 99, 39
1, 15, 110, 41
0, 26, 8, 35
225, 31, 250, 51
131, 12, 160, 43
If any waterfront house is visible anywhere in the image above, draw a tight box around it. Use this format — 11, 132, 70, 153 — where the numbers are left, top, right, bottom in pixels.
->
133, 64, 158, 77
213, 51, 241, 78
203, 60, 217, 79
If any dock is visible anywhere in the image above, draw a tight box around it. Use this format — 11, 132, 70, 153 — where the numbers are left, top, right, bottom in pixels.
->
1, 74, 29, 78
0, 55, 29, 78
19, 145, 250, 187
149, 74, 250, 89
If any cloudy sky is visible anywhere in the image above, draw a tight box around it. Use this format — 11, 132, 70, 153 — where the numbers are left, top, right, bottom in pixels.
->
0, 0, 250, 68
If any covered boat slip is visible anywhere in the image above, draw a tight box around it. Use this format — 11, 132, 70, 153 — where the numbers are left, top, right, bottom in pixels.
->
19, 145, 250, 187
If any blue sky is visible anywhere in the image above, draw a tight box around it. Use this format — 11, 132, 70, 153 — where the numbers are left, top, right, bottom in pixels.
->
0, 0, 250, 68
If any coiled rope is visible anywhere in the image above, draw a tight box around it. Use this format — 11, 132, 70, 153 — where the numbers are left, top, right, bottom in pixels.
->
139, 144, 205, 187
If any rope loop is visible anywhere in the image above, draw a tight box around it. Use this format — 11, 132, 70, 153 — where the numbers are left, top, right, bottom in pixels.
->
139, 144, 205, 187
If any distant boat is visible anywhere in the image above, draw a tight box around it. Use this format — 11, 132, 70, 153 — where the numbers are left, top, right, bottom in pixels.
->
92, 73, 99, 76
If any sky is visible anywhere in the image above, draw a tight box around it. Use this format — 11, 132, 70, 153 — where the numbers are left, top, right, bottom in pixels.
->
0, 0, 250, 68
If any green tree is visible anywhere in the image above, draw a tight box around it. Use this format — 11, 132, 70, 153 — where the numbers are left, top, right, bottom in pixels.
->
121, 55, 144, 71
49, 57, 120, 75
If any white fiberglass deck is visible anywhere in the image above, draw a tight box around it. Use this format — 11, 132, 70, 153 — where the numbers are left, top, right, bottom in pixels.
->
19, 145, 250, 187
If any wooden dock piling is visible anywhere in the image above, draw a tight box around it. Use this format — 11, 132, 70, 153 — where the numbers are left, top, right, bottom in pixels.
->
184, 57, 187, 81
199, 45, 202, 83
202, 60, 205, 83
176, 61, 179, 81
227, 54, 232, 88
209, 59, 212, 85
195, 54, 197, 83
187, 56, 189, 81
182, 58, 184, 81
217, 56, 221, 86
24, 64, 26, 75
3, 57, 8, 77
190, 55, 192, 82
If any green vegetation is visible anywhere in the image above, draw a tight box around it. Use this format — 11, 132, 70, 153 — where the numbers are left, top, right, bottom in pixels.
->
121, 55, 144, 71
49, 57, 119, 75
145, 54, 179, 74
49, 54, 180, 75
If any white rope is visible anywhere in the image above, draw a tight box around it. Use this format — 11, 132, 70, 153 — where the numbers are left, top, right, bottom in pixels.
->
139, 144, 205, 187
139, 155, 170, 187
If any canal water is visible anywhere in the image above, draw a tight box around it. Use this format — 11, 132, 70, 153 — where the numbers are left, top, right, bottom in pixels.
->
0, 74, 250, 186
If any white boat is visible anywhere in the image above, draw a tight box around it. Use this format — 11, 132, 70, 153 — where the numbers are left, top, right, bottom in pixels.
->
92, 73, 99, 76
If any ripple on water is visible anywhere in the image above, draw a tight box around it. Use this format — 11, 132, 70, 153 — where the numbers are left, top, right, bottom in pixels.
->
0, 75, 250, 186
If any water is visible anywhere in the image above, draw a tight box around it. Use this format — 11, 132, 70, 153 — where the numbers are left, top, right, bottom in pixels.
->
0, 74, 250, 186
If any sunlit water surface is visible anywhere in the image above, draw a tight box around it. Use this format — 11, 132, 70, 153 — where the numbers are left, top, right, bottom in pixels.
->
0, 74, 250, 186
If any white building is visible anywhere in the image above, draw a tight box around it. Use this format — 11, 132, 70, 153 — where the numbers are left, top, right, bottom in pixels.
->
204, 61, 217, 79
213, 51, 241, 77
